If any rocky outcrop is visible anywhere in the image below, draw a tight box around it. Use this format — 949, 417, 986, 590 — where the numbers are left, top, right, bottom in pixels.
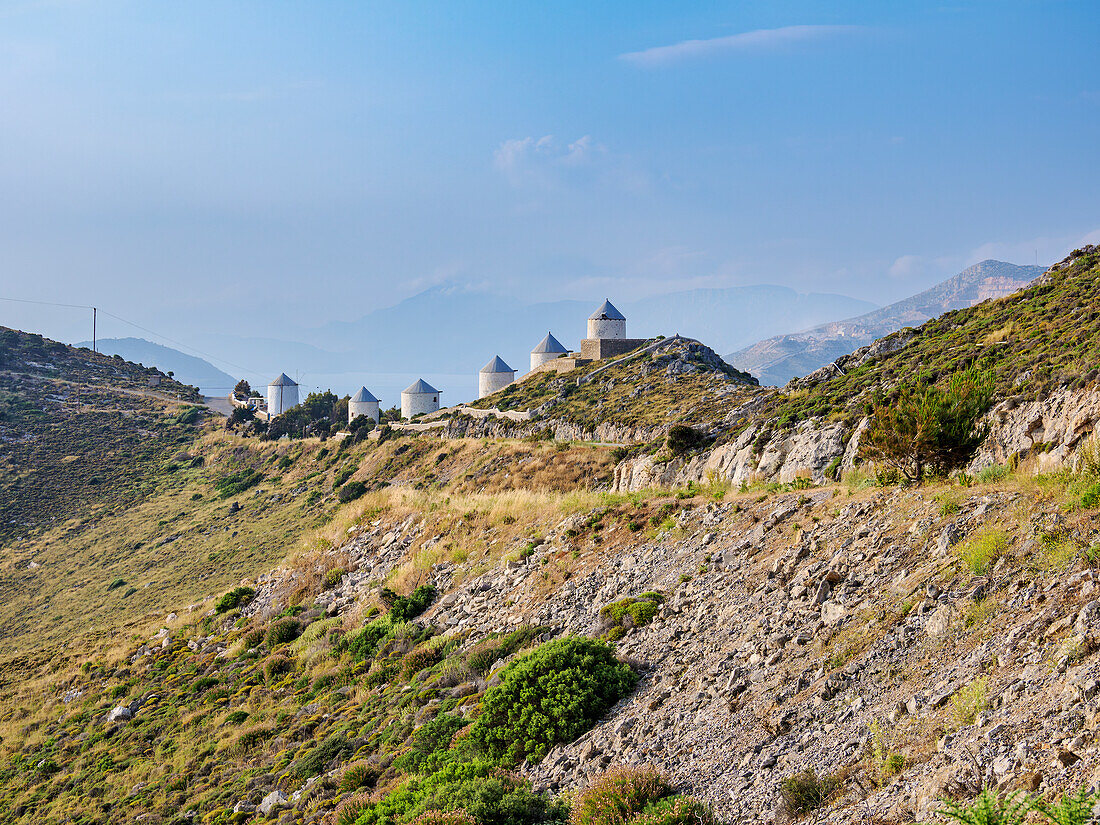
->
613, 387, 1100, 493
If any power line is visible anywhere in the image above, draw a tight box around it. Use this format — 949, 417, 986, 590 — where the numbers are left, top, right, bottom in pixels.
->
1, 295, 267, 383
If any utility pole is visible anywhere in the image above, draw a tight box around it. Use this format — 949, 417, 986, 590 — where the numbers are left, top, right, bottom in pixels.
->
92, 307, 97, 353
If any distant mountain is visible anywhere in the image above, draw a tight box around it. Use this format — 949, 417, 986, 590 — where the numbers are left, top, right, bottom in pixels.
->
307, 284, 875, 380
725, 260, 1045, 386
74, 337, 237, 395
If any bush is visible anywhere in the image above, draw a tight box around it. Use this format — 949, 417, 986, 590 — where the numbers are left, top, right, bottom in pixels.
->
339, 480, 368, 503
339, 762, 381, 793
936, 788, 1031, 824
394, 714, 469, 773
336, 792, 375, 825
859, 369, 994, 482
292, 732, 350, 779
403, 642, 444, 678
956, 531, 1008, 576
571, 767, 675, 825
215, 586, 255, 613
950, 677, 988, 729
779, 768, 841, 816
409, 812, 479, 825
599, 593, 664, 637
352, 760, 561, 825
214, 468, 264, 498
345, 619, 391, 661
264, 655, 294, 683
665, 425, 708, 457
265, 618, 302, 647
471, 636, 638, 763
389, 585, 438, 623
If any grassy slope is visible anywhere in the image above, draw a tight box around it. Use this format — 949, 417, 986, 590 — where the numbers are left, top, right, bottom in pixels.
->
755, 247, 1100, 432
0, 327, 204, 548
469, 339, 759, 431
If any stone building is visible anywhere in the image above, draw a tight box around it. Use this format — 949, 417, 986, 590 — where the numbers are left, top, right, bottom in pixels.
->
348, 387, 380, 425
401, 379, 440, 419
580, 299, 646, 361
267, 373, 299, 417
530, 332, 568, 371
478, 356, 515, 399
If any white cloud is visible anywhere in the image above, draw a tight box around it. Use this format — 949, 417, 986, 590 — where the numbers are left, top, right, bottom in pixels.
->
619, 24, 863, 67
493, 134, 607, 187
887, 254, 925, 279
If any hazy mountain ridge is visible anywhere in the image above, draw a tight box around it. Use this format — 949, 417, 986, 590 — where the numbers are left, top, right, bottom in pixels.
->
726, 260, 1044, 386
74, 337, 237, 395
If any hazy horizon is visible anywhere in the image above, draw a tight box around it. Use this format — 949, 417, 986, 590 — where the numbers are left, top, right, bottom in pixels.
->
1, 1, 1097, 385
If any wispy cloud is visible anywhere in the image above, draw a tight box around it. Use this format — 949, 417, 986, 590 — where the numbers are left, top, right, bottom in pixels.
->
620, 24, 863, 67
493, 134, 607, 187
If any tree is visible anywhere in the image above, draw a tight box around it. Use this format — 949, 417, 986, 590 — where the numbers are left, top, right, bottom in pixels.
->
859, 369, 994, 482
234, 379, 252, 398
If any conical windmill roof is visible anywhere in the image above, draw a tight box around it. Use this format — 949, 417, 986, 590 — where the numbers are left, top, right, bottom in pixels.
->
403, 379, 439, 395
269, 373, 298, 386
588, 299, 625, 321
480, 356, 514, 374
350, 387, 379, 403
531, 332, 568, 354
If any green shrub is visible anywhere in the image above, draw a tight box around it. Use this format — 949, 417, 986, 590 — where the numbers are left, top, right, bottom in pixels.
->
234, 726, 274, 753
859, 369, 994, 482
215, 586, 255, 613
292, 732, 350, 779
339, 762, 381, 793
389, 585, 437, 623
956, 531, 1008, 576
1034, 786, 1100, 824
264, 655, 294, 683
665, 425, 708, 456
599, 593, 664, 638
936, 788, 1031, 824
345, 619, 391, 661
223, 710, 249, 726
779, 768, 841, 816
351, 759, 561, 825
338, 480, 367, 503
394, 714, 469, 773
214, 468, 264, 498
335, 793, 374, 825
409, 812, 479, 825
106, 577, 127, 592
265, 618, 302, 647
471, 636, 638, 763
975, 464, 1010, 484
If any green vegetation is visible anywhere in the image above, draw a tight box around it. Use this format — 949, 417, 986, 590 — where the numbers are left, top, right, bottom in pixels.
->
213, 467, 264, 498
599, 592, 664, 640
471, 636, 638, 763
778, 768, 841, 816
752, 248, 1100, 434
950, 677, 988, 729
936, 789, 1035, 824
214, 586, 255, 613
570, 767, 715, 825
859, 369, 993, 481
955, 531, 1008, 576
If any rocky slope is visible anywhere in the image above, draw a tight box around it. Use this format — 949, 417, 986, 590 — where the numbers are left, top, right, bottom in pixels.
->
7, 460, 1099, 824
727, 260, 1043, 387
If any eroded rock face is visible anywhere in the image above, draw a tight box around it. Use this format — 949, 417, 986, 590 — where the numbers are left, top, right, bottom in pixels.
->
971, 388, 1100, 473
613, 387, 1100, 493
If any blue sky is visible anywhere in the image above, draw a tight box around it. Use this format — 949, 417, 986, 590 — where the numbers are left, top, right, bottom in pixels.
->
1, 0, 1098, 348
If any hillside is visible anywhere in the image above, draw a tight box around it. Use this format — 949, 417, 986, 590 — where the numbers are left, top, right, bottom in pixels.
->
727, 260, 1043, 386
463, 337, 759, 438
75, 337, 238, 396
4, 250, 1100, 825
